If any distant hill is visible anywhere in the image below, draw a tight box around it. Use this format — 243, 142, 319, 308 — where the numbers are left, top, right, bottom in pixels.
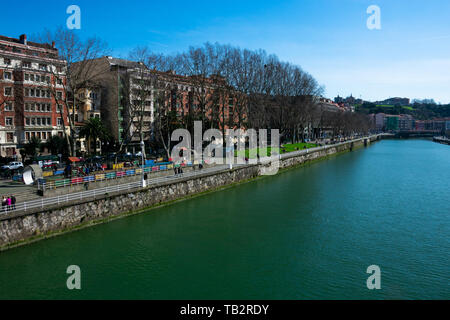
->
355, 103, 450, 120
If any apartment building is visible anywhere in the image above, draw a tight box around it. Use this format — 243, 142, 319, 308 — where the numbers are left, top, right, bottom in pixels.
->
75, 56, 245, 153
375, 113, 386, 131
69, 87, 102, 153
0, 34, 68, 158
398, 114, 414, 131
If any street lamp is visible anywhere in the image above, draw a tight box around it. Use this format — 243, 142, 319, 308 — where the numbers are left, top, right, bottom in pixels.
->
140, 140, 145, 187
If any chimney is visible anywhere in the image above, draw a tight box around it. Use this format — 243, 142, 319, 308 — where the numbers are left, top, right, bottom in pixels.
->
52, 41, 55, 48
19, 34, 27, 45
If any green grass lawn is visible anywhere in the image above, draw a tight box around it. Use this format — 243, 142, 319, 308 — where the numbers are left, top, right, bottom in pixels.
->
375, 104, 414, 111
235, 142, 318, 159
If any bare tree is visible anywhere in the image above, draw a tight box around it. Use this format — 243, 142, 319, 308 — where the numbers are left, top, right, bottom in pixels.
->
34, 27, 109, 156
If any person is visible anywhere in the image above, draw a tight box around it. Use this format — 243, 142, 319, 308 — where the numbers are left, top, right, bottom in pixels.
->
65, 164, 72, 178
1, 196, 6, 213
10, 194, 16, 210
173, 165, 178, 176
6, 196, 11, 211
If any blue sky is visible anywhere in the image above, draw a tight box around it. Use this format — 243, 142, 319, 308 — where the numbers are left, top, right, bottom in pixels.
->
3, 0, 450, 103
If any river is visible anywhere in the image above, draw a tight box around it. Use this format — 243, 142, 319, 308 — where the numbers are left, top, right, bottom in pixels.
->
0, 139, 449, 299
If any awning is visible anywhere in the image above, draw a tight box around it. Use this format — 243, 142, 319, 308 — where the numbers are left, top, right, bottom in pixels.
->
68, 157, 81, 162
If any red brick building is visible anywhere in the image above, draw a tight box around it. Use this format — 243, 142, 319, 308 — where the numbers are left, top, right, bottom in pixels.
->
76, 57, 247, 153
0, 34, 68, 158
152, 70, 247, 130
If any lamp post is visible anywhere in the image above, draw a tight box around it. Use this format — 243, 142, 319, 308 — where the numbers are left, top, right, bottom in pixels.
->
140, 140, 145, 187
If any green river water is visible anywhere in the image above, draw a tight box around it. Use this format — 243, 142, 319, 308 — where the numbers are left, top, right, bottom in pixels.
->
0, 139, 449, 299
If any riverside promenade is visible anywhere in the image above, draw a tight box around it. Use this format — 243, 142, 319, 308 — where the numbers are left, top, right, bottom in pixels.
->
0, 134, 382, 249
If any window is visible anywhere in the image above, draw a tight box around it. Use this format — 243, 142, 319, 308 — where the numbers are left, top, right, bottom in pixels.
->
5, 117, 13, 126
57, 118, 62, 126
4, 87, 12, 96
47, 118, 51, 125
6, 133, 14, 142
25, 132, 30, 141
25, 88, 35, 97
57, 78, 63, 85
46, 104, 51, 112
30, 74, 34, 81
4, 102, 13, 111
4, 58, 11, 65
25, 73, 29, 81
26, 118, 30, 126
35, 75, 40, 82
23, 61, 31, 68
4, 72, 12, 80
57, 91, 63, 100
39, 64, 47, 71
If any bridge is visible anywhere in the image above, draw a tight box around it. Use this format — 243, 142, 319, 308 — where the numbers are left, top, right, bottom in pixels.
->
395, 130, 441, 138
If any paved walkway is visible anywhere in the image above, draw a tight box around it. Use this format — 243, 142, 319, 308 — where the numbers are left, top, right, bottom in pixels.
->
0, 180, 40, 203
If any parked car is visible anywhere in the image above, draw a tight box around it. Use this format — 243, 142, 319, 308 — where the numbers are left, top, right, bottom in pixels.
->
1, 162, 24, 170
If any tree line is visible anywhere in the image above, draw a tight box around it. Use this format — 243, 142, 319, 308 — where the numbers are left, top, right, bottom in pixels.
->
129, 42, 373, 151
28, 28, 373, 159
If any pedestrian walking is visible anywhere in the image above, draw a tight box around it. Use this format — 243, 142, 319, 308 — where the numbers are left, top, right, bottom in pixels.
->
11, 194, 16, 210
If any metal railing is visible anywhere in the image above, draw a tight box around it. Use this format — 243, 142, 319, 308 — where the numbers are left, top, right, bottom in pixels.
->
38, 161, 194, 191
0, 164, 233, 216
0, 135, 379, 217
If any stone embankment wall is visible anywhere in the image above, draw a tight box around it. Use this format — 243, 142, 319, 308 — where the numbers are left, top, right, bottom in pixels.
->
0, 136, 378, 250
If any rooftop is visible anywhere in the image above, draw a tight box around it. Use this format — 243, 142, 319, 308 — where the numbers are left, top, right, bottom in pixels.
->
0, 34, 56, 51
